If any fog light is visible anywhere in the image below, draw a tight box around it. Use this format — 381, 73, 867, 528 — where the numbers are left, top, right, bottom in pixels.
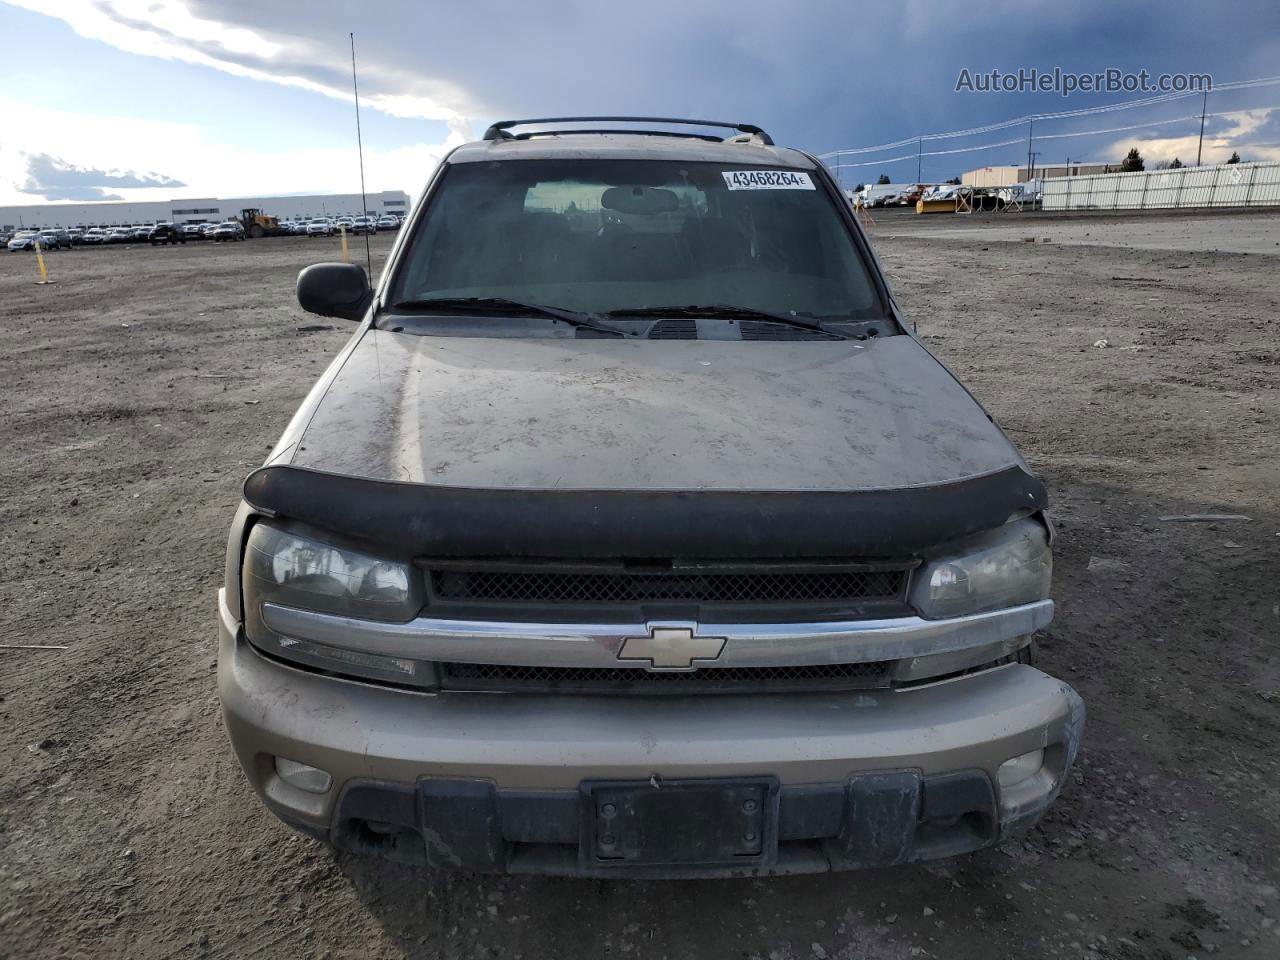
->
274, 757, 332, 794
997, 749, 1045, 789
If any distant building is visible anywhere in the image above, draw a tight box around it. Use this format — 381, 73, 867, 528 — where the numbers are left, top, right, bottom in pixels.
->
0, 190, 410, 231
961, 164, 1110, 187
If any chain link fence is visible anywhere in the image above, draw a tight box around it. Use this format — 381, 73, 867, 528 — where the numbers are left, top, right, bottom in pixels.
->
1042, 160, 1280, 211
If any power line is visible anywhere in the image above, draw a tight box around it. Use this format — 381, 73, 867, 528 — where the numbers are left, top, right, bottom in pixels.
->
825, 103, 1280, 171
817, 74, 1280, 159
818, 92, 1196, 157
827, 137, 1048, 169
1033, 114, 1200, 141
828, 152, 921, 171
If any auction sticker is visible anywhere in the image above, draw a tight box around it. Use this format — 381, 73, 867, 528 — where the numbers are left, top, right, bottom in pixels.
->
722, 170, 814, 190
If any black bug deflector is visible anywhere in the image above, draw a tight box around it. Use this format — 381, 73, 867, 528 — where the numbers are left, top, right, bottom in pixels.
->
241, 463, 1046, 559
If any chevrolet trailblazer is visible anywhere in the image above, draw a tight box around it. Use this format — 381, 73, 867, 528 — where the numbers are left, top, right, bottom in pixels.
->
217, 116, 1083, 877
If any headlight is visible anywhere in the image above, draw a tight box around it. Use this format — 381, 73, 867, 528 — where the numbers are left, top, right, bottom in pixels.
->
241, 522, 432, 686
243, 522, 419, 621
910, 518, 1051, 619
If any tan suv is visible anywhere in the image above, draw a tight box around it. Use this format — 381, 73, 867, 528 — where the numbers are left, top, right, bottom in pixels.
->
217, 117, 1083, 877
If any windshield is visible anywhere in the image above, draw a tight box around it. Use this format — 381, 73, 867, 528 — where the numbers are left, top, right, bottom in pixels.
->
390, 159, 883, 320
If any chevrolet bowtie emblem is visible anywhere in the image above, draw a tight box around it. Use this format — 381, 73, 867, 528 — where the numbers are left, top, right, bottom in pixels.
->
617, 626, 726, 671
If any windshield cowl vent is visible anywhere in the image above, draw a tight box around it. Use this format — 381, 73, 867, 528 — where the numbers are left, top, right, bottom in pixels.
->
575, 319, 845, 341
649, 319, 698, 340
739, 321, 843, 341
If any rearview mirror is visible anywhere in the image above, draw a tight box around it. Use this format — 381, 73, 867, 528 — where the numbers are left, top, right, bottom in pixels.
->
297, 262, 373, 322
601, 185, 680, 216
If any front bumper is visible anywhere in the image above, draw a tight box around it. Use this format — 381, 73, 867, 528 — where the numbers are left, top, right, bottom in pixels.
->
218, 592, 1083, 877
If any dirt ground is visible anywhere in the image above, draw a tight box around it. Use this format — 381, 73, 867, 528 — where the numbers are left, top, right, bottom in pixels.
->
876, 206, 1280, 255
1, 216, 1277, 960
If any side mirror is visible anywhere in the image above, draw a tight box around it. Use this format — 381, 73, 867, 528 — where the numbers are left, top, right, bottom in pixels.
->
297, 262, 373, 322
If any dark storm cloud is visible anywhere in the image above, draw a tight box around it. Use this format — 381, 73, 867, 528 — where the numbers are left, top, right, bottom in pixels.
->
75, 0, 1280, 167
20, 153, 185, 200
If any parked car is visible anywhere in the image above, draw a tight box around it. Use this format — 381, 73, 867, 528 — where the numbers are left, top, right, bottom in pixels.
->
857, 184, 912, 208
350, 216, 377, 235
180, 224, 206, 240
129, 226, 152, 242
149, 224, 187, 245
10, 229, 64, 251
212, 221, 245, 242
305, 218, 334, 237
219, 117, 1082, 878
7, 231, 41, 251
198, 223, 218, 239
376, 216, 399, 230
104, 228, 132, 244
80, 228, 108, 245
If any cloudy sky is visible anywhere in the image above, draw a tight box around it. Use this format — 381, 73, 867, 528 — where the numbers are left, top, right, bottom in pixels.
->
2, 0, 1279, 207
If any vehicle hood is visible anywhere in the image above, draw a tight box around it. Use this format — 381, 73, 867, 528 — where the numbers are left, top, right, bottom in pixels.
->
283, 330, 1024, 494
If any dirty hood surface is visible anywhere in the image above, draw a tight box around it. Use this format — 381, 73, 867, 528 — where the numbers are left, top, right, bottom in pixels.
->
287, 329, 1022, 493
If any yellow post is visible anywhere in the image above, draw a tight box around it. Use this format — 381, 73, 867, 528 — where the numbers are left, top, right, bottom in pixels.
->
34, 239, 54, 285
340, 224, 349, 262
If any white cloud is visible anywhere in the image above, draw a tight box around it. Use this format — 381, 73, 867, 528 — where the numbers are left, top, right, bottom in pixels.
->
1105, 108, 1280, 166
0, 96, 462, 207
3, 0, 470, 122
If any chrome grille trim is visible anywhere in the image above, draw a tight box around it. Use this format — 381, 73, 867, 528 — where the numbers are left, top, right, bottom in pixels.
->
260, 600, 1054, 671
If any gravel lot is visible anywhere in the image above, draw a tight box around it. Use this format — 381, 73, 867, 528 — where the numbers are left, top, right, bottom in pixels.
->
876, 207, 1280, 255
2, 217, 1278, 960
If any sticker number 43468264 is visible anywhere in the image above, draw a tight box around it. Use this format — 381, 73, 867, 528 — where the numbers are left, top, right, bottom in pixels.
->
722, 170, 815, 191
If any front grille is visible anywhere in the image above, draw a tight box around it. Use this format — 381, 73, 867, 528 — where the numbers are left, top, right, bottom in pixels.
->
429, 568, 908, 606
439, 660, 893, 695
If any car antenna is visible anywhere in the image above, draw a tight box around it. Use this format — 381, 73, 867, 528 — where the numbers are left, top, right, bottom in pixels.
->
349, 32, 373, 275
350, 31, 381, 388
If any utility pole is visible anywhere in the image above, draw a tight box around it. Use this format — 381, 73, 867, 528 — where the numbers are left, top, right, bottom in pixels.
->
1025, 118, 1035, 181
916, 138, 923, 182
1196, 90, 1208, 166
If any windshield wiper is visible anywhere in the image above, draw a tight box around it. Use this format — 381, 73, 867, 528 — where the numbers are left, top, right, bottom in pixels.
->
605, 304, 852, 339
387, 297, 635, 338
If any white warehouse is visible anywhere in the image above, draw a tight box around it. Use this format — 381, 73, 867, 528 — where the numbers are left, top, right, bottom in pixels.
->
0, 190, 411, 230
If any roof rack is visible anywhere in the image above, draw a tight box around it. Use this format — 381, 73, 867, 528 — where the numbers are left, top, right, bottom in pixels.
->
482, 116, 774, 146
